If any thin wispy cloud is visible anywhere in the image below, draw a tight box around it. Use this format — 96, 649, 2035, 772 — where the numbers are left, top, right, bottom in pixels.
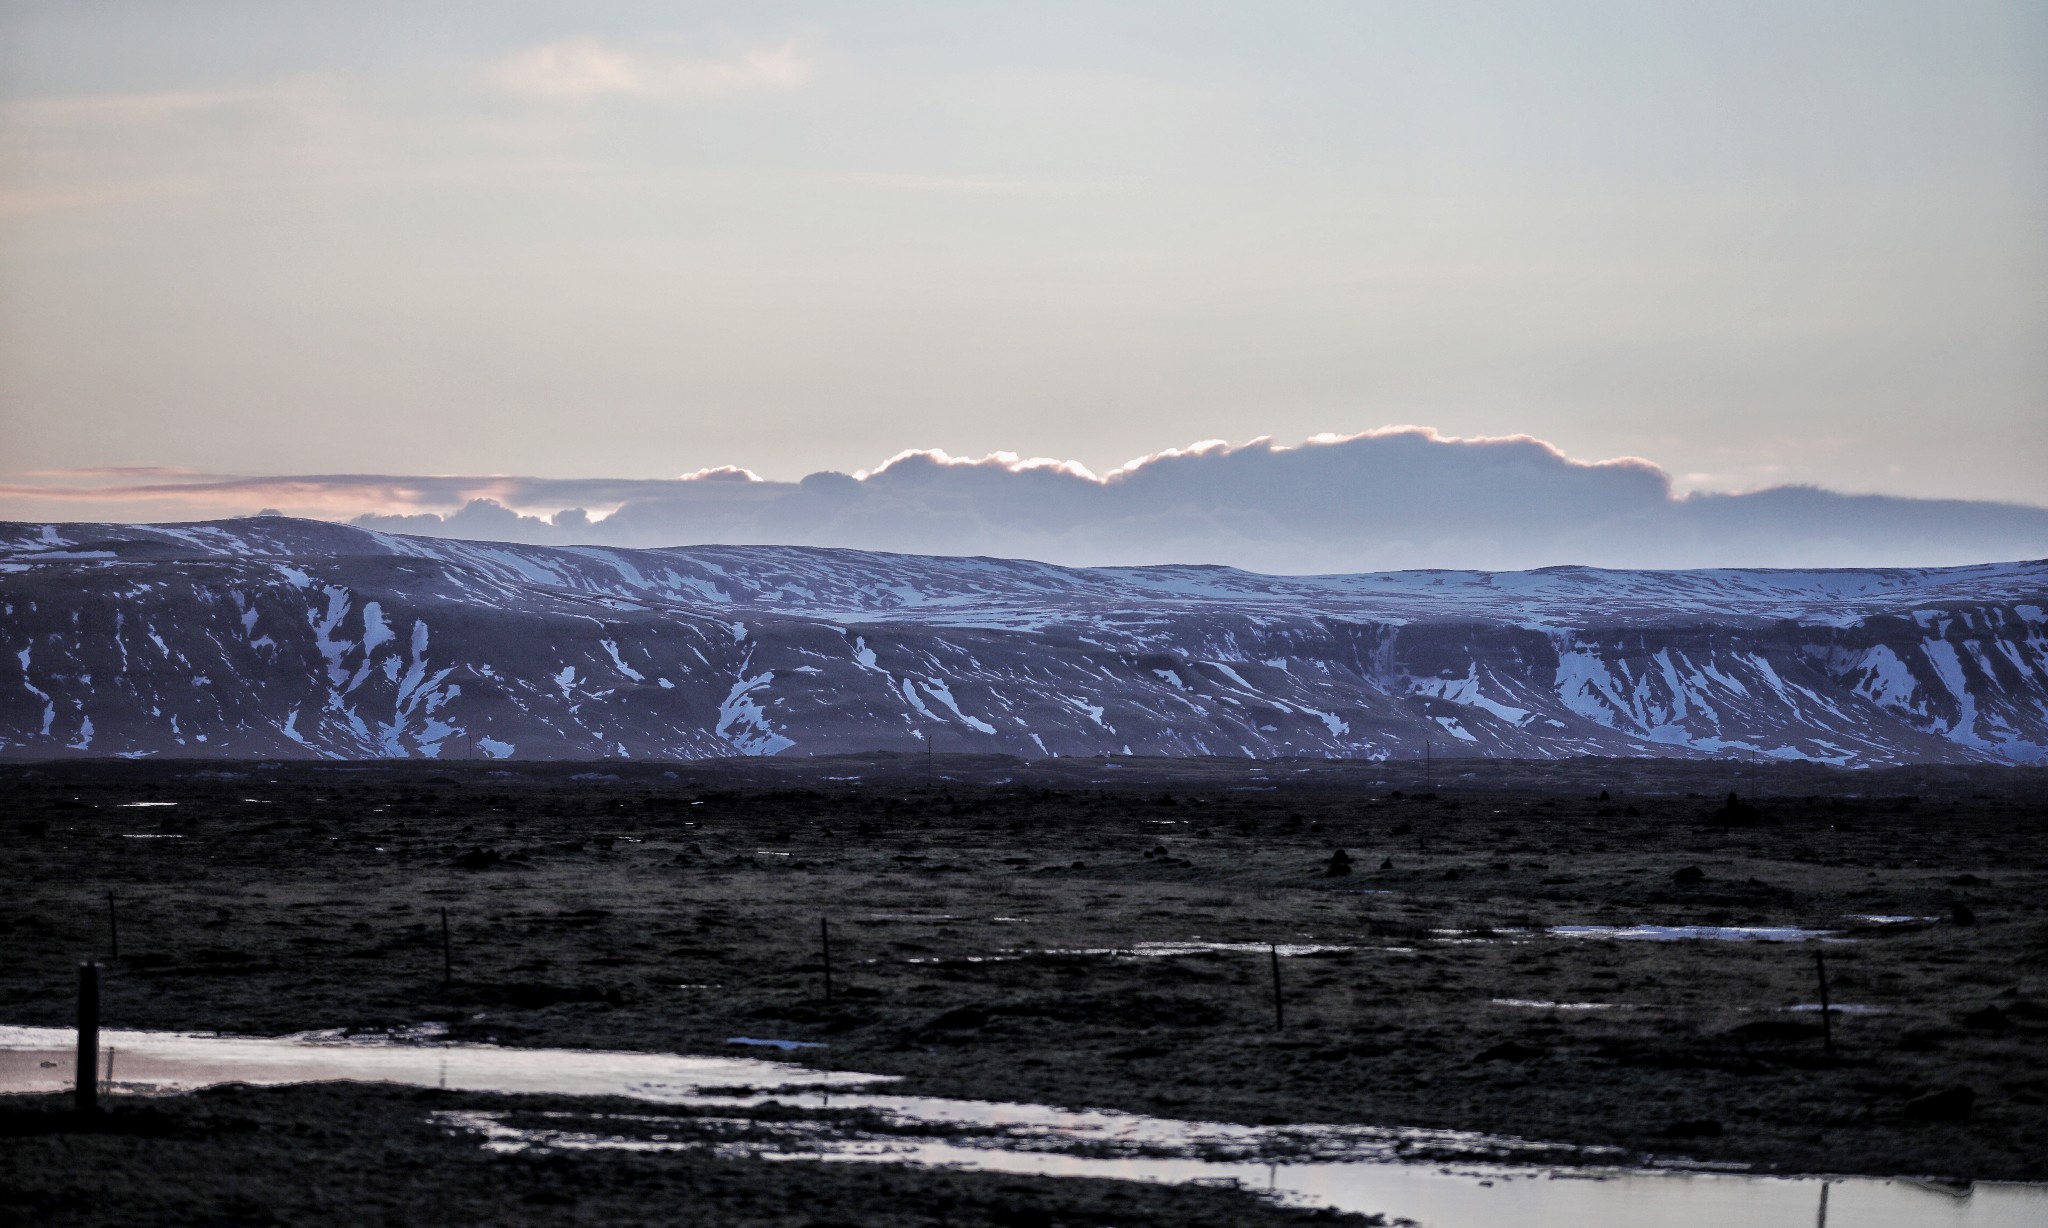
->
0, 182, 196, 220
1, 33, 811, 225
488, 36, 811, 100
845, 171, 1092, 196
0, 77, 371, 219
0, 87, 281, 129
19, 466, 212, 481
0, 471, 687, 523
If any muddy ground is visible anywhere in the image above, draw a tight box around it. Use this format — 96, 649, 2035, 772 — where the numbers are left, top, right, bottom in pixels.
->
0, 1083, 1371, 1227
2, 754, 2045, 1221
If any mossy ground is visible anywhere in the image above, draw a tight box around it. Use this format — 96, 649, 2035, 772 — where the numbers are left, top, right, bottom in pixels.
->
3, 755, 2044, 1224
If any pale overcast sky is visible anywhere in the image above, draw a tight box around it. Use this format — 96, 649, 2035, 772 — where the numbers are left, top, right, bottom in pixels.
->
2, 1, 2043, 521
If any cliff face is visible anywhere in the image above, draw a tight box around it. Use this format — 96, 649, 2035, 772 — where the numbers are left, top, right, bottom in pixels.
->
3, 518, 2044, 765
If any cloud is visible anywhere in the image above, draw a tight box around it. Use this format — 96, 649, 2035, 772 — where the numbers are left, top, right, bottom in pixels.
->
488, 37, 810, 100
0, 87, 281, 129
0, 77, 386, 219
0, 471, 688, 524
20, 466, 206, 480
7, 429, 2042, 572
678, 466, 766, 483
856, 449, 1102, 482
844, 172, 1093, 197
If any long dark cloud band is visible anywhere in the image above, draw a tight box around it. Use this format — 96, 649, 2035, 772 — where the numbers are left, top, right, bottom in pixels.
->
9, 430, 2045, 571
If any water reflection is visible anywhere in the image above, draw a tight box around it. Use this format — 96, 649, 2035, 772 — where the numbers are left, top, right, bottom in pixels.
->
0, 1025, 879, 1099
1550, 925, 1840, 942
441, 1106, 2040, 1228
2, 1025, 2040, 1227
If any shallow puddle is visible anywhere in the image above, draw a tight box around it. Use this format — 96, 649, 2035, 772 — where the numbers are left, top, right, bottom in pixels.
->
0, 1025, 879, 1099
447, 1109, 2046, 1228
1550, 925, 1840, 942
1034, 941, 1355, 958
899, 941, 1361, 965
2, 1025, 2040, 1227
727, 1037, 827, 1051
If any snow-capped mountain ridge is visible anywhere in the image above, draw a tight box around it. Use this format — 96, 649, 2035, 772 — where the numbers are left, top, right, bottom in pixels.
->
9, 517, 2042, 623
3, 518, 2044, 765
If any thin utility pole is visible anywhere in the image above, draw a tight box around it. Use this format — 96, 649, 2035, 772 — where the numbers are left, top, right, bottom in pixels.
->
106, 892, 118, 960
1423, 736, 1433, 792
440, 907, 453, 986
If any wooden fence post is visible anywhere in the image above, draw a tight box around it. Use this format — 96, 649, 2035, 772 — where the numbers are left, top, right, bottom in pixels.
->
1814, 947, 1834, 1057
820, 918, 834, 1002
75, 962, 100, 1114
1270, 943, 1284, 1031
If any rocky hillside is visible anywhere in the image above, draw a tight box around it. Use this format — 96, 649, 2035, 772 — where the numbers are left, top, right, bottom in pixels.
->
3, 518, 2043, 765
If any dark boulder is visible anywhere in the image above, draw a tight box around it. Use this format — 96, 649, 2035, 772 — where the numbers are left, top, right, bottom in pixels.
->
1961, 1006, 2014, 1033
1727, 1020, 1823, 1043
1707, 793, 1766, 826
926, 1006, 992, 1032
451, 846, 514, 871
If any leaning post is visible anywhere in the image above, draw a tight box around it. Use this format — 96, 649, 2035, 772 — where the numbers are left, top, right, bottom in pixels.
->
820, 918, 835, 1002
75, 962, 101, 1114
1269, 943, 1284, 1031
1814, 946, 1834, 1057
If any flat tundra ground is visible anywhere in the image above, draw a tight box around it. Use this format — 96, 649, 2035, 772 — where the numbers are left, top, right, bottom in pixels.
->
2, 755, 2044, 1227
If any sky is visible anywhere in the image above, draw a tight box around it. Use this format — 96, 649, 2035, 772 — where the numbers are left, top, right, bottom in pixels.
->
1, 1, 2044, 565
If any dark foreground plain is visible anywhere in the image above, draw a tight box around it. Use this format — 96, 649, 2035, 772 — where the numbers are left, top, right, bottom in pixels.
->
2, 1084, 1366, 1228
3, 754, 2045, 1226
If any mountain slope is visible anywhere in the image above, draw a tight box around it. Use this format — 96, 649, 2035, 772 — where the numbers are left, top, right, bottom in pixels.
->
3, 518, 2044, 765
